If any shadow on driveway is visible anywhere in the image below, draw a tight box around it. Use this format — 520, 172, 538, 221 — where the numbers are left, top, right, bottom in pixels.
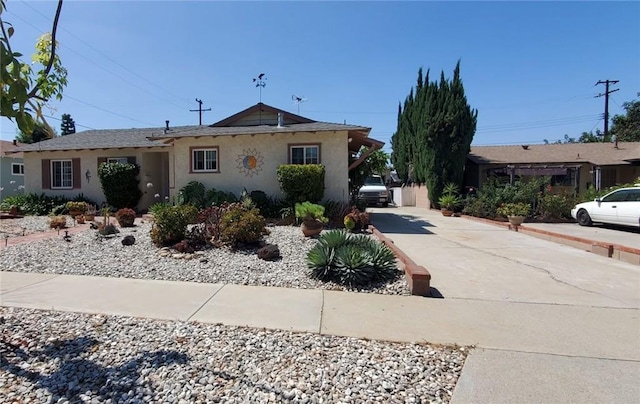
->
369, 210, 434, 235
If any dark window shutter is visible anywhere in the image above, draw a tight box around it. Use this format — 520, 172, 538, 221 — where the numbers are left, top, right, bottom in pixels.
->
97, 157, 107, 172
127, 156, 136, 164
72, 158, 81, 189
42, 159, 51, 189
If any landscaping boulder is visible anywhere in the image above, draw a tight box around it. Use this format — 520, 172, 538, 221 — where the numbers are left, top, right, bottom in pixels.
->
257, 244, 280, 261
122, 235, 136, 246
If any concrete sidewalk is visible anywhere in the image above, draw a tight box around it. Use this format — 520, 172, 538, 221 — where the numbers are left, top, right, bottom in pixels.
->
367, 207, 640, 403
1, 270, 639, 403
1, 208, 639, 403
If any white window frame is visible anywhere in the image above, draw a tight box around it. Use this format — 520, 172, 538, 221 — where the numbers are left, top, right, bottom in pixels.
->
289, 145, 319, 165
11, 163, 24, 176
51, 159, 73, 189
191, 148, 219, 172
107, 157, 129, 164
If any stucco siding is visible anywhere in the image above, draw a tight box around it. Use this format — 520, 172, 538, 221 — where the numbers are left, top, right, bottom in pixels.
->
172, 131, 349, 202
23, 148, 171, 209
0, 156, 25, 200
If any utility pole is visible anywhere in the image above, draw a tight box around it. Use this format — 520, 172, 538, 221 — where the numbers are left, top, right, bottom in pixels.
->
594, 80, 619, 141
190, 98, 211, 126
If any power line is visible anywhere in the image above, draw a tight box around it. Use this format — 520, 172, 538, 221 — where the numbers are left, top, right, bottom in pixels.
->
21, 1, 192, 105
65, 95, 158, 127
42, 114, 95, 130
7, 7, 190, 110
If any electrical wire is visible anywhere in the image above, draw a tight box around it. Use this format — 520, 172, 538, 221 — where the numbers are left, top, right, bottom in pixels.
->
6, 7, 191, 110
64, 95, 158, 127
21, 1, 192, 105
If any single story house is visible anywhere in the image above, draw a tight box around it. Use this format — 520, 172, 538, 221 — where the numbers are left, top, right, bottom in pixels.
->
13, 103, 383, 210
0, 140, 25, 200
465, 142, 640, 194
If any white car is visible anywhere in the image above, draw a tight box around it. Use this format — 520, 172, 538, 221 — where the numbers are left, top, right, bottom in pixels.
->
571, 185, 640, 228
358, 175, 389, 207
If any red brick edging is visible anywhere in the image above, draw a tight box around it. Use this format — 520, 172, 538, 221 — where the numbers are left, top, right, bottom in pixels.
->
368, 225, 432, 297
462, 215, 640, 263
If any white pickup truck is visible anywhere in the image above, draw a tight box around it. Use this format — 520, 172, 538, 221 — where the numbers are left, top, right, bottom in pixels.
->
358, 175, 389, 207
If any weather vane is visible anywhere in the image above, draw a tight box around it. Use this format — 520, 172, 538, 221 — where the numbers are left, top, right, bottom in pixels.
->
253, 73, 267, 103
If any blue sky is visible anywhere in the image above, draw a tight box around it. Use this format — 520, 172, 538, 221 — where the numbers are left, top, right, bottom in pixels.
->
1, 1, 638, 154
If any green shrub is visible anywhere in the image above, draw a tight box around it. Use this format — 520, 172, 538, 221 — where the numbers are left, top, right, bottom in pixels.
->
307, 230, 398, 287
65, 201, 86, 212
150, 204, 198, 247
276, 164, 325, 204
98, 162, 142, 209
205, 188, 237, 206
0, 193, 70, 215
177, 181, 206, 208
248, 190, 286, 219
115, 208, 136, 227
220, 205, 267, 247
537, 193, 576, 220
295, 202, 328, 223
322, 200, 352, 224
496, 202, 531, 217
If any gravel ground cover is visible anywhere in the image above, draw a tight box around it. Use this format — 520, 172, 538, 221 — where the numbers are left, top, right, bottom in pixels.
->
0, 216, 74, 239
0, 217, 410, 295
0, 307, 467, 403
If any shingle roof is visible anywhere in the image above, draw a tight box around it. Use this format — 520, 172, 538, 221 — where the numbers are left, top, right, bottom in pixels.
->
12, 102, 373, 152
468, 142, 640, 166
0, 140, 24, 157
14, 127, 175, 152
150, 121, 371, 139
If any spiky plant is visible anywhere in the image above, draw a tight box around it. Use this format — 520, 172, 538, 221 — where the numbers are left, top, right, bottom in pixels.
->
306, 229, 399, 288
317, 229, 350, 249
307, 243, 335, 280
333, 244, 375, 286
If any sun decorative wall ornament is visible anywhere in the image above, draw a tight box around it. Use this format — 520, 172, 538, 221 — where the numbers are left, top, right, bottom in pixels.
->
236, 148, 264, 177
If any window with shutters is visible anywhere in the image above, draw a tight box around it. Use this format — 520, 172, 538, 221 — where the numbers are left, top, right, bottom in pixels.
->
51, 160, 73, 189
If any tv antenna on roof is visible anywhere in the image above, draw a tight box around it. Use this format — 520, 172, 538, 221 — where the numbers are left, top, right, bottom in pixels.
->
292, 94, 308, 114
253, 73, 267, 103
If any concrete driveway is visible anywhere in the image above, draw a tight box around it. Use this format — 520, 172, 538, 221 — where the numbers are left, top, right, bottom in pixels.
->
369, 206, 640, 403
369, 206, 640, 308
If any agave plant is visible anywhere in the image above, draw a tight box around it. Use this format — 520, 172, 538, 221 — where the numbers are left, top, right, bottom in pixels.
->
306, 229, 398, 288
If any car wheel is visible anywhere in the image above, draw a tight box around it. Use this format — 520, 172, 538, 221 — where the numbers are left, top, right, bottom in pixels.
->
577, 209, 593, 226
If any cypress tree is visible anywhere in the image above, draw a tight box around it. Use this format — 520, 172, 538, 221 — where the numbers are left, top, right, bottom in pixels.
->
390, 61, 477, 205
60, 113, 76, 135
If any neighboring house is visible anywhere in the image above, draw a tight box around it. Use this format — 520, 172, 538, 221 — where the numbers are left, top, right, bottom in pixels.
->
465, 142, 640, 194
0, 140, 25, 200
13, 103, 383, 210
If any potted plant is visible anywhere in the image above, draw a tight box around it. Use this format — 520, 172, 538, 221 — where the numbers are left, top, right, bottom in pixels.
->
295, 202, 328, 237
343, 206, 370, 233
84, 204, 97, 221
496, 202, 531, 226
65, 201, 86, 218
438, 183, 462, 216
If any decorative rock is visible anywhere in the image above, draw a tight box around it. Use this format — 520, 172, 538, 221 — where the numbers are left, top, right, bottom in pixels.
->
122, 235, 136, 246
257, 244, 280, 261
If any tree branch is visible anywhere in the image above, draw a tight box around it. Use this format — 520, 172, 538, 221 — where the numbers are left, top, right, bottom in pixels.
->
28, 0, 63, 99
